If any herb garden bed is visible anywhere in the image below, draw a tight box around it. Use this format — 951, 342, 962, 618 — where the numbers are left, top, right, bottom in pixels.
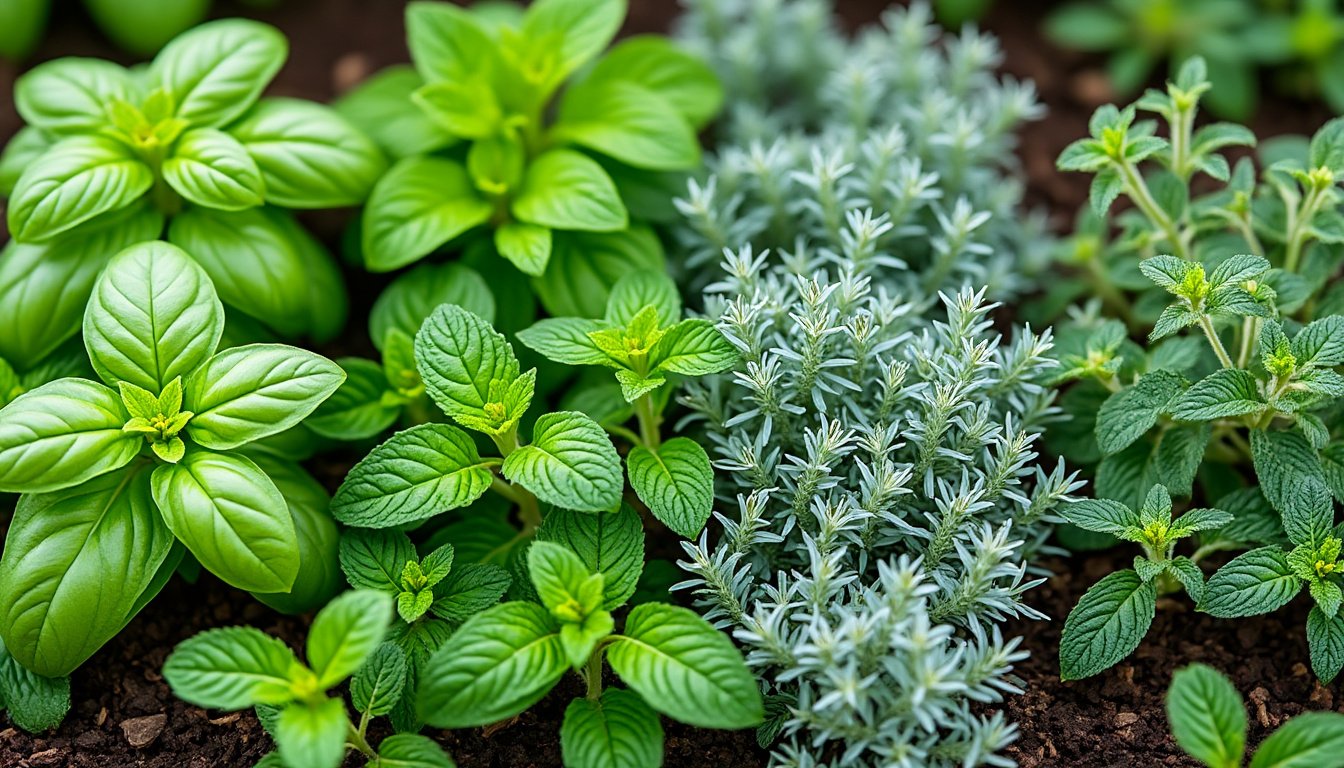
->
3, 0, 1344, 767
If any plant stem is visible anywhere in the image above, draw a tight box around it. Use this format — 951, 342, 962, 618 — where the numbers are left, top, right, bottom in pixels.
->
1197, 316, 1236, 369
1284, 183, 1326, 273
347, 721, 376, 759
635, 394, 661, 450
1236, 317, 1260, 369
488, 426, 543, 533
1120, 160, 1187, 260
584, 650, 604, 702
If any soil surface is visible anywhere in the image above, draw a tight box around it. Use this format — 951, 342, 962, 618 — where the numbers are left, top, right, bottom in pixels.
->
3, 0, 1343, 767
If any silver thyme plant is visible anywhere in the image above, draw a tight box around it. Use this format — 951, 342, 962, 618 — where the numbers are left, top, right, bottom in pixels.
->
675, 239, 1080, 768
673, 0, 1048, 300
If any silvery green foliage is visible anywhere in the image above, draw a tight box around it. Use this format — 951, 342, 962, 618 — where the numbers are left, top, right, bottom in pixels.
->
673, 0, 1048, 299
675, 242, 1082, 767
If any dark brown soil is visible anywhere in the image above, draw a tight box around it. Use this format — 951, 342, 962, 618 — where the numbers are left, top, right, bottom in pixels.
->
2, 1, 1342, 767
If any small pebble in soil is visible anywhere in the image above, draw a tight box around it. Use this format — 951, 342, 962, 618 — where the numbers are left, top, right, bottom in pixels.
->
121, 714, 167, 748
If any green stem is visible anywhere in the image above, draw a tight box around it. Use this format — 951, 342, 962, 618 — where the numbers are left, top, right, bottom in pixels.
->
1120, 160, 1187, 260
1285, 184, 1325, 273
488, 426, 543, 533
347, 721, 376, 759
635, 394, 661, 450
584, 649, 604, 702
1197, 316, 1236, 369
1236, 317, 1261, 369
604, 423, 642, 446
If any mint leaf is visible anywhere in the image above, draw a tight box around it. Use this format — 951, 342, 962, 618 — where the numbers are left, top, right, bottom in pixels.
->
1156, 424, 1211, 498
1059, 569, 1157, 680
305, 358, 402, 442
537, 505, 645, 610
1249, 712, 1344, 768
1292, 316, 1344, 369
1061, 498, 1141, 537
628, 437, 715, 538
1166, 663, 1246, 768
369, 262, 496, 351
339, 529, 417, 593
561, 689, 663, 768
1280, 478, 1334, 549
502, 411, 622, 513
307, 589, 393, 687
517, 318, 611, 367
1307, 607, 1344, 684
0, 640, 70, 732
275, 698, 347, 768
372, 734, 456, 768
1169, 369, 1265, 421
605, 270, 681, 327
1251, 430, 1326, 519
649, 318, 736, 376
1095, 370, 1185, 455
350, 642, 407, 717
415, 304, 521, 428
430, 563, 513, 623
162, 627, 299, 709
331, 423, 494, 528
1202, 547, 1301, 618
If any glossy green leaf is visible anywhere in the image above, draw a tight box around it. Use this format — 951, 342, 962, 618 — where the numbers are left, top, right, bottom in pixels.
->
533, 227, 665, 318
1249, 712, 1344, 768
307, 589, 393, 687
584, 36, 723, 127
555, 80, 698, 171
512, 149, 627, 233
627, 437, 714, 538
275, 697, 347, 768
149, 19, 286, 128
305, 358, 402, 442
561, 688, 662, 768
0, 378, 138, 494
14, 58, 135, 135
502, 411, 623, 512
7, 135, 152, 242
1166, 663, 1246, 768
248, 458, 342, 615
162, 128, 266, 211
162, 626, 300, 709
362, 156, 491, 272
370, 262, 495, 351
334, 66, 453, 160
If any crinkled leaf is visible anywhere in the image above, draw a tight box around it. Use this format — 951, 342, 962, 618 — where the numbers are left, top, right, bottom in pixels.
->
1059, 569, 1157, 680
502, 411, 622, 512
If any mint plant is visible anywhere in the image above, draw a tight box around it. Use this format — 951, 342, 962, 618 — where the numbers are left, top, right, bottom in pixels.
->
164, 590, 456, 768
1059, 485, 1232, 679
518, 269, 736, 537
337, 529, 511, 730
417, 539, 763, 766
0, 638, 70, 733
343, 0, 720, 315
1166, 663, 1344, 768
0, 18, 386, 364
0, 241, 345, 678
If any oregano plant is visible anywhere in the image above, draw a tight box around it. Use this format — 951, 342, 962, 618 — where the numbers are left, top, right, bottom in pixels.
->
164, 590, 456, 768
0, 17, 386, 366
416, 538, 763, 767
1059, 485, 1232, 679
0, 241, 345, 678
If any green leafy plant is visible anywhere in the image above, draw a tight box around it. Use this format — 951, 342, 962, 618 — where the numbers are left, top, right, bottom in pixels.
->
0, 241, 345, 679
0, 17, 386, 365
342, 0, 721, 316
164, 589, 455, 768
417, 539, 763, 767
1059, 484, 1231, 679
0, 638, 70, 733
1165, 663, 1344, 767
337, 528, 511, 731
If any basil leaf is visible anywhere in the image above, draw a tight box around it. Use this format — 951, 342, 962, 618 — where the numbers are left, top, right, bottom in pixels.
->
502, 411, 623, 513
1201, 546, 1302, 618
555, 80, 699, 171
415, 303, 521, 425
418, 602, 567, 728
533, 227, 666, 319
370, 262, 495, 351
372, 733, 456, 768
512, 149, 627, 234
151, 450, 299, 593
275, 698, 347, 768
149, 19, 286, 128
412, 79, 501, 140
84, 241, 224, 393
537, 505, 644, 611
650, 319, 736, 376
14, 58, 136, 135
333, 66, 454, 160
331, 423, 494, 528
607, 603, 763, 729
495, 222, 553, 276
229, 98, 386, 208
0, 378, 139, 494
7, 135, 152, 242
585, 36, 723, 128
350, 642, 407, 718
307, 589, 393, 688
163, 626, 299, 709
561, 689, 663, 768
248, 458, 342, 616
521, 0, 623, 84
162, 128, 266, 211
184, 344, 344, 450
1059, 569, 1157, 680
0, 126, 53, 196
628, 437, 714, 538
362, 156, 492, 272
405, 1, 494, 83
0, 465, 173, 677
1166, 663, 1247, 768
305, 358, 402, 442
0, 639, 71, 733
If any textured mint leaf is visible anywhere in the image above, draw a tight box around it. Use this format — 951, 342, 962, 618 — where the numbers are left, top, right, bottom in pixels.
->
512, 149, 627, 234
275, 697, 347, 768
149, 19, 286, 127
1095, 370, 1185, 455
1307, 607, 1344, 684
1061, 498, 1141, 537
1209, 254, 1270, 288
1310, 579, 1343, 620
615, 370, 666, 403
372, 733, 456, 768
1249, 712, 1344, 768
370, 262, 495, 352
561, 689, 663, 768
1096, 440, 1161, 510
650, 319, 737, 376
503, 411, 622, 512
605, 270, 681, 327
1166, 663, 1246, 768
0, 378, 139, 494
1151, 305, 1202, 341
307, 589, 393, 688
7, 135, 152, 242
1280, 478, 1334, 549
608, 604, 762, 729
417, 602, 567, 728
1169, 508, 1234, 538
1322, 444, 1344, 503
1201, 547, 1301, 618
431, 563, 512, 623
1167, 557, 1208, 603
415, 304, 521, 427
163, 627, 299, 709
362, 157, 492, 272
1292, 316, 1344, 369
0, 639, 70, 732
84, 241, 224, 393
1169, 369, 1265, 421
1251, 430, 1326, 519
1216, 489, 1287, 547
350, 642, 407, 717
517, 318, 611, 367
1156, 423, 1211, 497
331, 423, 495, 528
339, 529, 416, 593
628, 437, 715, 538
538, 505, 644, 610
1060, 569, 1157, 680
1140, 255, 1193, 290
528, 541, 602, 616
161, 129, 266, 211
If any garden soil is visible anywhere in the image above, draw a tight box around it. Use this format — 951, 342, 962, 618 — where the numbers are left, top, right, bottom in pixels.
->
1, 0, 1341, 766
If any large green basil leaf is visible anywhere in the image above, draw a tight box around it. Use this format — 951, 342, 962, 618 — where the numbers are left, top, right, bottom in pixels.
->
417, 602, 567, 728
229, 98, 386, 208
583, 36, 724, 128
149, 19, 286, 128
560, 689, 662, 768
606, 603, 763, 729
0, 378, 139, 494
0, 203, 163, 367
532, 227, 665, 318
501, 411, 622, 513
7, 135, 153, 242
151, 450, 299, 593
84, 241, 224, 392
331, 423, 494, 528
361, 156, 492, 272
554, 80, 698, 171
14, 58, 137, 135
369, 262, 495, 351
512, 148, 627, 235
0, 464, 174, 676
167, 206, 324, 339
185, 344, 345, 450
162, 128, 266, 211
0, 0, 45, 61
333, 66, 454, 160
0, 126, 55, 196
272, 208, 349, 343
248, 457, 342, 615
81, 0, 210, 58
405, 1, 494, 83
521, 0, 623, 86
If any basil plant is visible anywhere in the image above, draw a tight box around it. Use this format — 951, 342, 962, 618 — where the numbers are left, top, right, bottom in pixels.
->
0, 18, 386, 373
341, 0, 721, 316
0, 241, 346, 678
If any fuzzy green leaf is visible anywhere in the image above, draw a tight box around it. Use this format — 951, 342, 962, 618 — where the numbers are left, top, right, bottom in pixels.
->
1095, 370, 1185, 455
1201, 547, 1301, 618
1059, 569, 1157, 680
1170, 369, 1264, 421
1307, 607, 1344, 684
